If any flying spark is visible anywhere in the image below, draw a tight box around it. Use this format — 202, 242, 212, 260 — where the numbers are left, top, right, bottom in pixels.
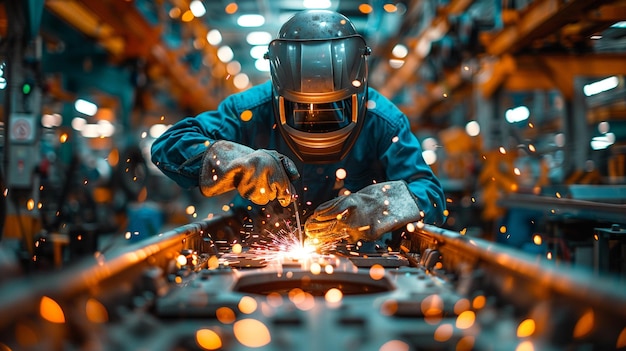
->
246, 224, 318, 261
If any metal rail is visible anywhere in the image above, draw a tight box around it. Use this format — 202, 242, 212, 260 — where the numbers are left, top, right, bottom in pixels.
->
2, 217, 625, 348
498, 193, 626, 224
414, 223, 626, 320
0, 217, 219, 330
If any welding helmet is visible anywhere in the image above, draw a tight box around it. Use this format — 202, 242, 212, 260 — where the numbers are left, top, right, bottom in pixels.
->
266, 10, 371, 163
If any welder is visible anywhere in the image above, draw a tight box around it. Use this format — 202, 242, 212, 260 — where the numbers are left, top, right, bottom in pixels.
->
150, 10, 446, 248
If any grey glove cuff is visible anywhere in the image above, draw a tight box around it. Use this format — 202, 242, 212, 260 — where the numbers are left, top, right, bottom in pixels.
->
363, 180, 423, 238
305, 180, 422, 244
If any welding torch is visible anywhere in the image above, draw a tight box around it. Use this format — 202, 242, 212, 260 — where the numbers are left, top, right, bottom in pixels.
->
278, 155, 304, 246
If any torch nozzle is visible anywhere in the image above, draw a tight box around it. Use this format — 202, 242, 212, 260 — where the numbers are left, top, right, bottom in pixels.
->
289, 184, 304, 247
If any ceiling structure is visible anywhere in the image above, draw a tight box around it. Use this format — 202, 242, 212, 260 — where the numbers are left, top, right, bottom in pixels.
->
35, 0, 411, 124
3, 0, 626, 129
198, 0, 407, 85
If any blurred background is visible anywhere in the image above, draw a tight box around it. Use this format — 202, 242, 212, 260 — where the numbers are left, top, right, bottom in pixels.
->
0, 0, 625, 273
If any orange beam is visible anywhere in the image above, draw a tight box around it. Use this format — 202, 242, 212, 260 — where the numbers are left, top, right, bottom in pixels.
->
45, 0, 125, 55
149, 44, 214, 113
445, 0, 474, 15
0, 3, 7, 38
378, 49, 423, 98
539, 53, 626, 98
399, 69, 467, 120
80, 0, 160, 59
479, 54, 517, 98
586, 3, 626, 22
486, 0, 603, 56
378, 0, 474, 99
478, 53, 626, 99
47, 0, 220, 114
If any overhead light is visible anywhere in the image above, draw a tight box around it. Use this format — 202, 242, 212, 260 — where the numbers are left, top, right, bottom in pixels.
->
421, 137, 438, 151
590, 133, 615, 150
246, 31, 272, 45
611, 21, 626, 28
250, 45, 267, 59
303, 0, 331, 9
97, 120, 115, 137
206, 29, 222, 46
255, 58, 270, 72
168, 7, 181, 19
583, 76, 619, 96
426, 21, 447, 41
237, 14, 265, 27
0, 62, 5, 90
388, 59, 404, 69
41, 113, 63, 128
392, 44, 408, 58
226, 61, 241, 75
149, 124, 170, 138
422, 150, 437, 165
233, 73, 250, 89
79, 120, 115, 138
555, 133, 565, 148
81, 124, 101, 138
598, 121, 610, 134
505, 106, 530, 123
71, 117, 87, 131
190, 0, 206, 17
75, 98, 98, 116
217, 46, 234, 63
415, 37, 431, 58
465, 120, 481, 137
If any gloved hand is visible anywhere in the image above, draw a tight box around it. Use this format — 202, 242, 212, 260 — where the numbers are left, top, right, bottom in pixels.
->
199, 140, 300, 206
304, 180, 422, 244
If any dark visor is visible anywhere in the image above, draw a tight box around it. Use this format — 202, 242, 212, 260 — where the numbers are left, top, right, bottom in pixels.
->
282, 98, 354, 133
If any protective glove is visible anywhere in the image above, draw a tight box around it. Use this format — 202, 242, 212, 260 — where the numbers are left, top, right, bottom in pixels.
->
199, 140, 300, 206
304, 180, 422, 244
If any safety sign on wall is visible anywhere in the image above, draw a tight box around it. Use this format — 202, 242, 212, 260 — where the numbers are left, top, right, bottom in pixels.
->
9, 113, 37, 143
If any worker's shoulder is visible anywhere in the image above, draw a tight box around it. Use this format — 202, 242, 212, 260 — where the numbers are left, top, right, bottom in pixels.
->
225, 81, 273, 110
366, 87, 407, 127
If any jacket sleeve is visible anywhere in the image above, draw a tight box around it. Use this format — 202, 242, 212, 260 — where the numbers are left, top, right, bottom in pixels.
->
374, 99, 447, 226
150, 96, 243, 189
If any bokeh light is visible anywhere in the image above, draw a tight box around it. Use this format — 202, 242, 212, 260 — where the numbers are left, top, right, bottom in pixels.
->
196, 328, 222, 350
40, 296, 65, 323
233, 319, 271, 347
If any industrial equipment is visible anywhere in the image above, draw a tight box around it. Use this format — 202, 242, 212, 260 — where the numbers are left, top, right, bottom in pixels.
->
0, 217, 625, 351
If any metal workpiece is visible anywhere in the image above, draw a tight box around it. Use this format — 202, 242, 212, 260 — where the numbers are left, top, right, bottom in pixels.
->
1, 218, 625, 351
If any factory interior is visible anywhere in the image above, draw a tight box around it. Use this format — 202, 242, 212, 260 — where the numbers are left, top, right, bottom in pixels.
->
1, 0, 626, 350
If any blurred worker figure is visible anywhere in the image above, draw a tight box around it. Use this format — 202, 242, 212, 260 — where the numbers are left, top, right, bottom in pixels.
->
151, 10, 446, 249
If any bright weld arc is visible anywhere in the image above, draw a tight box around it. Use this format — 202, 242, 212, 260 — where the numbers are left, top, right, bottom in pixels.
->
247, 224, 317, 260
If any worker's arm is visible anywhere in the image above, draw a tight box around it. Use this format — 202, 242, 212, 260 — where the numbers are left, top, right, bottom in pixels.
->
379, 117, 446, 226
150, 95, 242, 189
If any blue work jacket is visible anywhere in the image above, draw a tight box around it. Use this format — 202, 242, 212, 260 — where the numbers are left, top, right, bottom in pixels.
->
151, 81, 446, 227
